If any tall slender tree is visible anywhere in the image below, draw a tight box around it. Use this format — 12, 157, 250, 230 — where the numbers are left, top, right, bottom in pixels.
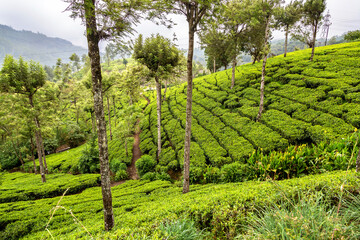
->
133, 34, 181, 159
255, 0, 281, 122
275, 0, 303, 57
64, 0, 150, 230
303, 0, 326, 61
152, 0, 221, 193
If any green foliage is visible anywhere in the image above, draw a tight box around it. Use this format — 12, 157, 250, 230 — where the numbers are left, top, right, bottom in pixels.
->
77, 134, 99, 174
136, 155, 157, 177
344, 30, 360, 42
1, 171, 360, 239
0, 172, 99, 203
159, 218, 208, 240
115, 170, 128, 181
243, 193, 349, 239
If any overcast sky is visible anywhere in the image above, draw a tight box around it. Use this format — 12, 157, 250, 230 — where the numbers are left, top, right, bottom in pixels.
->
0, 0, 359, 50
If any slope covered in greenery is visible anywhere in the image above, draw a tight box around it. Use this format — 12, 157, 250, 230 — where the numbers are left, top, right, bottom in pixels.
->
140, 42, 360, 182
1, 170, 359, 239
0, 24, 87, 66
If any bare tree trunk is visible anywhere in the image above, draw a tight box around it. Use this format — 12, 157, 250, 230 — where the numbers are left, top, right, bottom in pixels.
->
40, 136, 48, 174
256, 16, 270, 123
183, 23, 195, 194
162, 79, 168, 103
107, 97, 112, 141
213, 58, 216, 73
84, 0, 114, 231
356, 149, 360, 173
91, 111, 96, 133
112, 96, 116, 128
155, 77, 162, 159
231, 57, 236, 89
310, 22, 318, 61
30, 137, 37, 174
284, 26, 289, 57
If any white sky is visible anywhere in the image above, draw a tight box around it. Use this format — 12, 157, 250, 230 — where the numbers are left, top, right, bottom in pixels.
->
0, 0, 359, 50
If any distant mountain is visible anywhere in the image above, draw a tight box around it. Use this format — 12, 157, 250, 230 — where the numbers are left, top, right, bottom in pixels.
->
0, 24, 87, 66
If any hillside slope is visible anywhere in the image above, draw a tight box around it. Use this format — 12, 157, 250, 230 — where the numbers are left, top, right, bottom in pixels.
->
140, 42, 360, 180
0, 24, 87, 66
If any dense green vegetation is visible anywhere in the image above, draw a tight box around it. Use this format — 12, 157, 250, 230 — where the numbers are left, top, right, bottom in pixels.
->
0, 172, 99, 203
0, 170, 358, 239
140, 42, 360, 183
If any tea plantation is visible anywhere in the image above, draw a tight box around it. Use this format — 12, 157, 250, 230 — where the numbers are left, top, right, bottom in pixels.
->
1, 171, 359, 239
2, 42, 360, 239
140, 42, 360, 183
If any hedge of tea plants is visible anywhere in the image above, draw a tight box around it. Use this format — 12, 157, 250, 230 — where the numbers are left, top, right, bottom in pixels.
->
1, 170, 359, 239
139, 42, 360, 182
0, 172, 100, 203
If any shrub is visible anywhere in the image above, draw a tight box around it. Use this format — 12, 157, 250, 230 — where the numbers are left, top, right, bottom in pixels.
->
115, 170, 128, 181
221, 162, 247, 183
141, 172, 157, 181
136, 155, 157, 177
110, 159, 127, 173
77, 135, 99, 174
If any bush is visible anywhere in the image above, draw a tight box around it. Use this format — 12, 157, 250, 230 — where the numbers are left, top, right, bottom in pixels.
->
110, 159, 127, 173
115, 170, 128, 181
141, 172, 157, 181
136, 155, 157, 177
77, 135, 99, 174
221, 162, 247, 183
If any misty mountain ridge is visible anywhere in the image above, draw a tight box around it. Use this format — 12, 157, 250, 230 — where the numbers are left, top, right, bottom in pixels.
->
0, 24, 87, 66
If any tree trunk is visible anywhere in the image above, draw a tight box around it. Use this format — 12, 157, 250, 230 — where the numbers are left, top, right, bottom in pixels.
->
155, 77, 162, 159
256, 16, 270, 123
231, 57, 236, 89
213, 58, 216, 73
29, 95, 46, 182
91, 111, 96, 133
310, 22, 318, 61
284, 26, 289, 57
84, 0, 114, 231
112, 96, 117, 128
125, 137, 128, 157
40, 135, 48, 174
183, 22, 195, 194
107, 97, 112, 141
30, 137, 37, 174
356, 148, 360, 173
162, 79, 168, 103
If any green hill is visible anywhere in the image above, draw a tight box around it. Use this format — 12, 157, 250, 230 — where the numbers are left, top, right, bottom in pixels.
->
140, 41, 360, 182
0, 24, 87, 66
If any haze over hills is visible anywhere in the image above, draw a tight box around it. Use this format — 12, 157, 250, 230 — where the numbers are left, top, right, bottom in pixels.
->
0, 24, 87, 66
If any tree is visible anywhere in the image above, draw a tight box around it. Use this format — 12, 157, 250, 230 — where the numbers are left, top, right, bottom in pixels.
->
152, 0, 221, 193
275, 0, 303, 57
133, 34, 181, 159
294, 0, 326, 61
222, 0, 256, 89
199, 28, 232, 73
64, 0, 150, 230
69, 53, 81, 72
255, 0, 281, 122
0, 56, 47, 182
344, 30, 360, 42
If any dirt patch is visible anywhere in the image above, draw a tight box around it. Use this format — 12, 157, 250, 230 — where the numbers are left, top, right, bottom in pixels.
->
127, 129, 141, 180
